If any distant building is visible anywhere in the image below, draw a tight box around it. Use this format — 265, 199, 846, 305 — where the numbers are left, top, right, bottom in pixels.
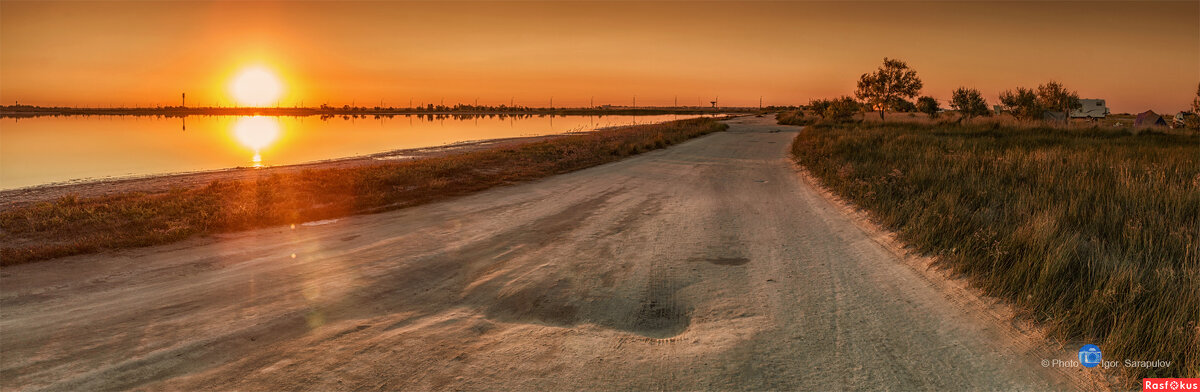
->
1134, 110, 1167, 127
1070, 99, 1108, 118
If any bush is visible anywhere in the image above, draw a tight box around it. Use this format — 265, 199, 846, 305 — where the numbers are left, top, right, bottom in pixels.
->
776, 110, 807, 126
915, 96, 939, 118
823, 96, 860, 122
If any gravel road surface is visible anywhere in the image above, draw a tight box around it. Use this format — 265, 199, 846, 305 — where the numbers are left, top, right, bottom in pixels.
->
0, 116, 1086, 391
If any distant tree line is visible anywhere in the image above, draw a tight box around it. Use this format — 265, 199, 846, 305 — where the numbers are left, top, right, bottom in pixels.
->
796, 57, 1154, 126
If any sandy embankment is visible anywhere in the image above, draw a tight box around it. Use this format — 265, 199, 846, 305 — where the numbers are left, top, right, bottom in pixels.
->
0, 135, 563, 209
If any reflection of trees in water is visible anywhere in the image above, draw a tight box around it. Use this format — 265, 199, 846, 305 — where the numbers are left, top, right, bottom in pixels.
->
315, 112, 568, 122
1, 103, 733, 120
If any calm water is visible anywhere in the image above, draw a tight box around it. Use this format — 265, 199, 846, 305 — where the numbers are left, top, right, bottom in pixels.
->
0, 114, 706, 190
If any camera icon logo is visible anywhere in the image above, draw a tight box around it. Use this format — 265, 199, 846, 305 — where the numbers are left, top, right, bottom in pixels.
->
1078, 344, 1102, 368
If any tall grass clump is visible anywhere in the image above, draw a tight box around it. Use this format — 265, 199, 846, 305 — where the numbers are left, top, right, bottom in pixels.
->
0, 118, 727, 265
792, 121, 1198, 380
776, 110, 809, 126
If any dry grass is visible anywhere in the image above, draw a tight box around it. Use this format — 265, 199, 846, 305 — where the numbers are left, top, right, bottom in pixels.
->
775, 110, 809, 126
0, 118, 728, 265
790, 120, 1199, 380
783, 109, 1196, 134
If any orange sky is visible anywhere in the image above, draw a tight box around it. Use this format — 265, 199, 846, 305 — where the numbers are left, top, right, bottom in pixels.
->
2, 1, 1197, 113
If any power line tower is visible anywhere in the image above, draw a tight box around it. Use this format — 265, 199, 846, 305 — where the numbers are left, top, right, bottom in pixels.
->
181, 92, 186, 108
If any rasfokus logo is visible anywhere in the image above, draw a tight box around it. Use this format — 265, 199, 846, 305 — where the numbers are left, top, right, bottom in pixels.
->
1078, 344, 1101, 368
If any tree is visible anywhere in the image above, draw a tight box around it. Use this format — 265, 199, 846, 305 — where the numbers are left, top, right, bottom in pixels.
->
1192, 82, 1199, 114
807, 99, 832, 119
915, 96, 940, 118
999, 87, 1042, 121
1035, 81, 1081, 124
950, 87, 989, 121
889, 98, 917, 113
813, 96, 859, 122
1186, 83, 1200, 130
804, 98, 857, 122
854, 57, 923, 121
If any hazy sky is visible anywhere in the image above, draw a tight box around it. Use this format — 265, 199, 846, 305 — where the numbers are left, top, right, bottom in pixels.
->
2, 1, 1197, 112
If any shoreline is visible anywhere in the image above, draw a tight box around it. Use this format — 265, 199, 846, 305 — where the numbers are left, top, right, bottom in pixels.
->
0, 117, 732, 265
0, 106, 752, 119
0, 134, 568, 209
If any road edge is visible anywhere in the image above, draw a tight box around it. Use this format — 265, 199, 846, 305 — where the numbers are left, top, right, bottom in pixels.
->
783, 133, 1114, 391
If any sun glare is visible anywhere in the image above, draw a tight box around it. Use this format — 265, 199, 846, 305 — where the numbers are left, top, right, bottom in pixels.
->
233, 116, 281, 166
230, 66, 283, 107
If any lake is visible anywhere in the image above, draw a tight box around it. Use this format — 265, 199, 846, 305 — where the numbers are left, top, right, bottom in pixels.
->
0, 114, 708, 190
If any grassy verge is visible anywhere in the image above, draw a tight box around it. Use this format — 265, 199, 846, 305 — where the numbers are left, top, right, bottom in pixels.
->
776, 110, 810, 126
790, 121, 1198, 379
1, 118, 728, 265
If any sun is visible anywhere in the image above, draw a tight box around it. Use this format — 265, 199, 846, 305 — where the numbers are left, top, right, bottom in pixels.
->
230, 66, 283, 107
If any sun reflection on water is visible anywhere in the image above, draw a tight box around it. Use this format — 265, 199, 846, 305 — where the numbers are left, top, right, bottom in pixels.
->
233, 116, 281, 167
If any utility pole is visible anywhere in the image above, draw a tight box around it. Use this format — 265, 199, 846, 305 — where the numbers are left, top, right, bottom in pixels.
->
181, 92, 186, 108
590, 96, 594, 108
549, 96, 553, 108
674, 95, 678, 108
759, 96, 763, 109
633, 95, 636, 108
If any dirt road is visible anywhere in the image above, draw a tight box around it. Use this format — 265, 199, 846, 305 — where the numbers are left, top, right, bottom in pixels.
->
1, 116, 1087, 390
